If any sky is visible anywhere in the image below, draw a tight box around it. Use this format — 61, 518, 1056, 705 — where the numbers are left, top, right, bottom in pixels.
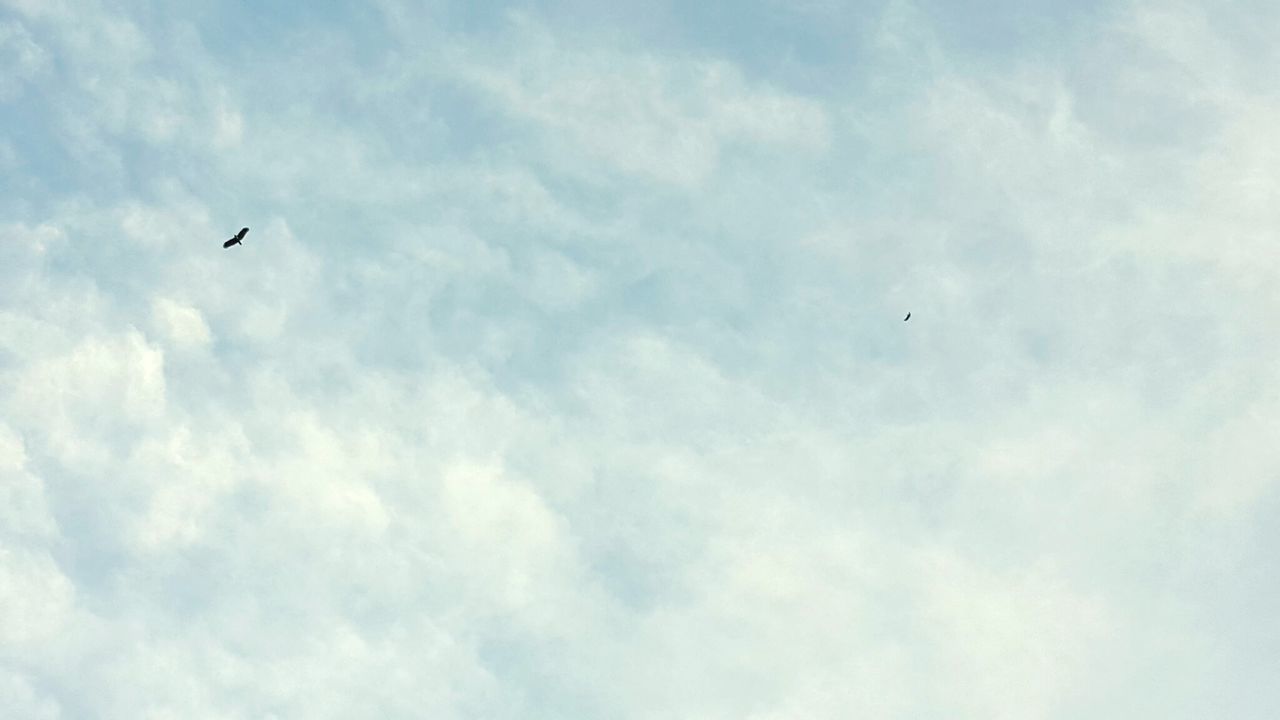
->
1, 0, 1278, 717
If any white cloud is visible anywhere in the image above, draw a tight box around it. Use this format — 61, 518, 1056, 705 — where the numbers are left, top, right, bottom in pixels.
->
918, 551, 1112, 719
0, 670, 60, 720
1, 1, 1278, 717
211, 103, 243, 150
0, 19, 48, 100
446, 14, 830, 187
0, 425, 58, 544
0, 221, 62, 257
525, 249, 598, 311
5, 330, 166, 472
438, 460, 580, 617
0, 548, 76, 660
151, 298, 213, 351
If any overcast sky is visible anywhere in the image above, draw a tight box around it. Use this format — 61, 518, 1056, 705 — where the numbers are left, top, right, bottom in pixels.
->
2, 1, 1278, 718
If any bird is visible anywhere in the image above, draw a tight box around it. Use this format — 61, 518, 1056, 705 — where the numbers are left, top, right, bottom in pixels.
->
223, 227, 249, 249
903, 312, 911, 321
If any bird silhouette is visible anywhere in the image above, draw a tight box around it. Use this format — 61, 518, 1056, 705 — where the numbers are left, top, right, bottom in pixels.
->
223, 227, 248, 248
903, 312, 911, 321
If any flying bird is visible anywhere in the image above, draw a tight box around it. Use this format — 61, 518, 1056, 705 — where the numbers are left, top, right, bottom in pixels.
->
223, 227, 249, 249
903, 312, 911, 321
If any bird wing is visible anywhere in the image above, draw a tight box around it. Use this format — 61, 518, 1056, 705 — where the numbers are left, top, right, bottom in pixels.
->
223, 238, 237, 248
237, 228, 249, 240
903, 313, 911, 321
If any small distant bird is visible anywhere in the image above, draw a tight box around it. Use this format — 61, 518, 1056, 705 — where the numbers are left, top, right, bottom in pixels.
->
903, 312, 911, 321
223, 227, 249, 249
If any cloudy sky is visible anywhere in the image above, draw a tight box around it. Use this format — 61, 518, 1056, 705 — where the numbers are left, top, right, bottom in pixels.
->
2, 0, 1278, 717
